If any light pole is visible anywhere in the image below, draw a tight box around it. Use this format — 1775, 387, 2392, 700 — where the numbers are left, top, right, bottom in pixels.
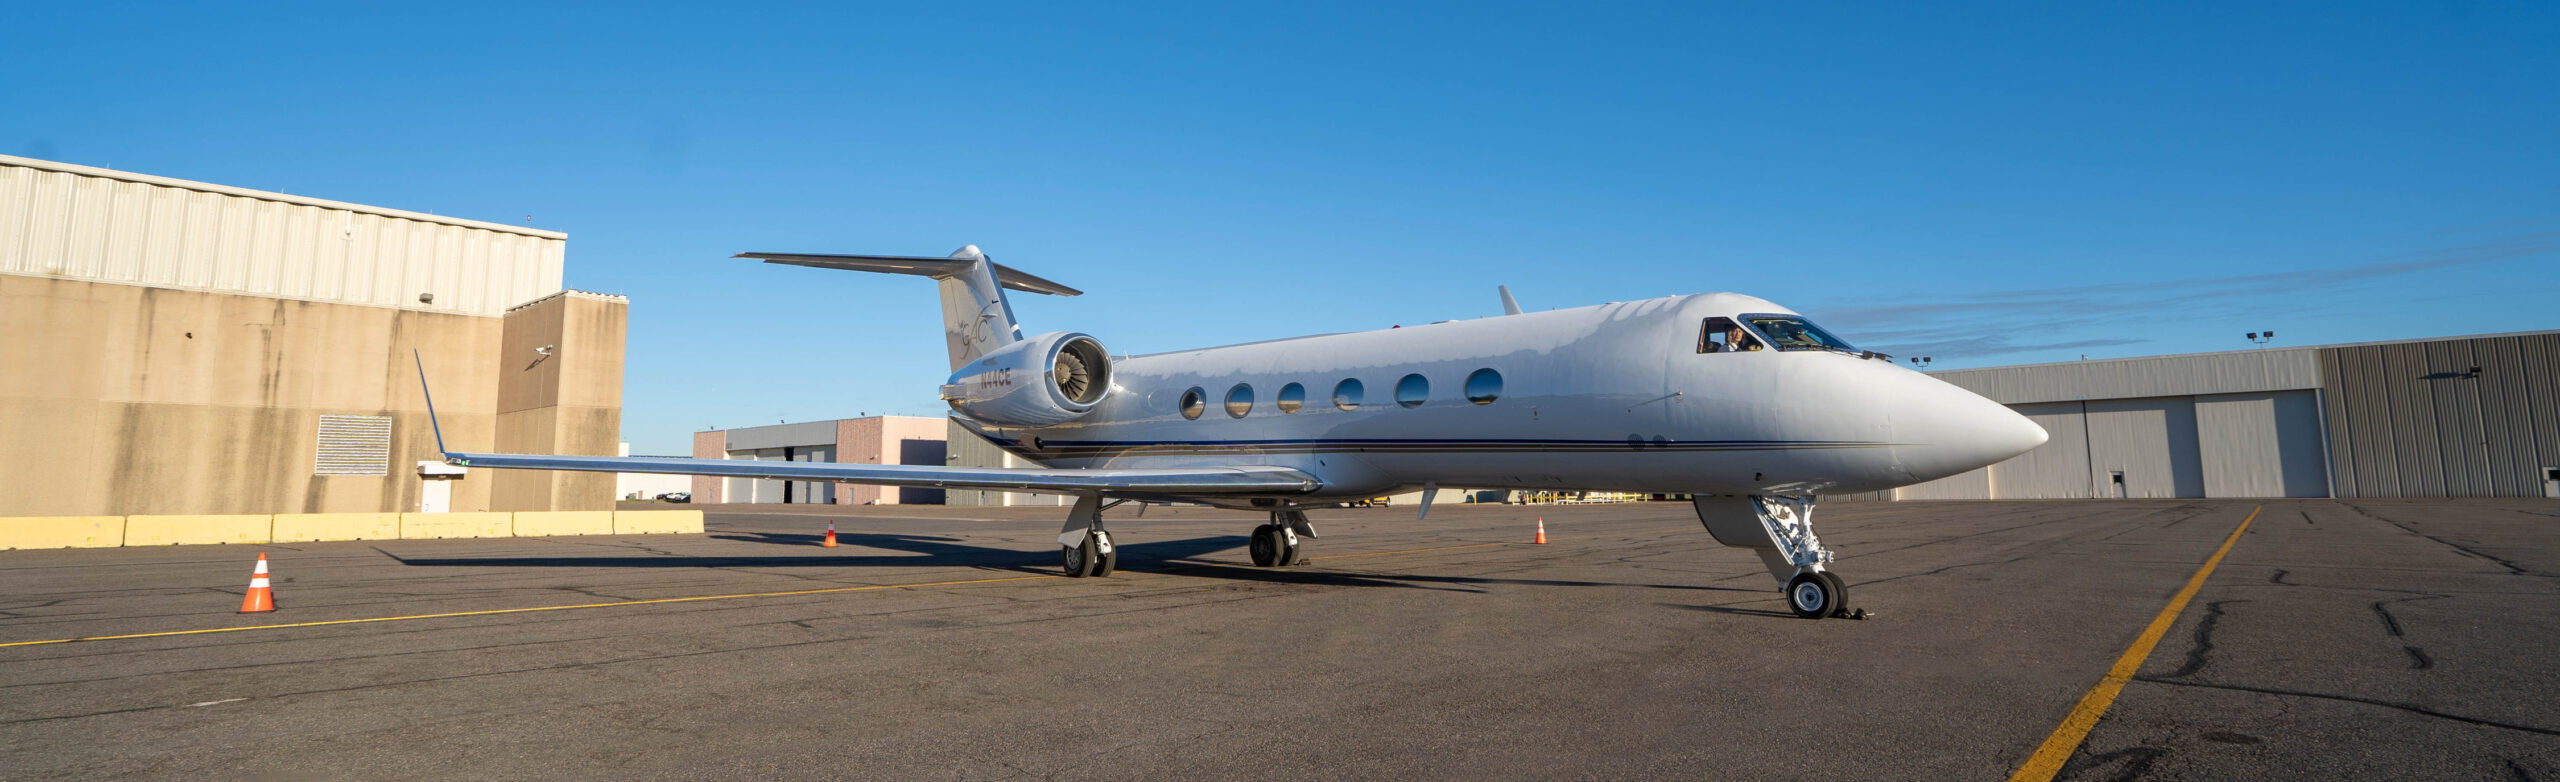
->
2246, 331, 2275, 348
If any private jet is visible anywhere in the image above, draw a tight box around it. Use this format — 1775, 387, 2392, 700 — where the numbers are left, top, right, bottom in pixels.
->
426, 246, 2048, 619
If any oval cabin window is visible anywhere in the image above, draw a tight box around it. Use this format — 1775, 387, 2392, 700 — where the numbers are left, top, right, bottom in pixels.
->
1333, 379, 1364, 411
1225, 384, 1254, 418
1179, 387, 1206, 420
1464, 368, 1501, 404
1395, 374, 1429, 408
1277, 382, 1305, 413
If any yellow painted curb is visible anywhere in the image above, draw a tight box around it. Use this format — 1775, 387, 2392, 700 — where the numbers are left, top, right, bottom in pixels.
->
124, 515, 272, 546
512, 510, 615, 537
613, 509, 704, 535
271, 513, 401, 542
399, 512, 512, 540
0, 516, 126, 549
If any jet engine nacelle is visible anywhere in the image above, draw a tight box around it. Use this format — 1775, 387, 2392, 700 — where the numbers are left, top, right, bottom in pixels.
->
941, 332, 1114, 428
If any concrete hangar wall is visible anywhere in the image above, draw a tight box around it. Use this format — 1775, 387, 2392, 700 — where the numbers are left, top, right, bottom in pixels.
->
1867, 330, 2560, 501
0, 154, 628, 517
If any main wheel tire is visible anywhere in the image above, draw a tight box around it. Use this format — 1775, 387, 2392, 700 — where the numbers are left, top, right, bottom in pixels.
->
1062, 537, 1098, 578
1818, 571, 1848, 616
1248, 525, 1280, 567
1280, 531, 1307, 565
1785, 572, 1837, 619
1092, 532, 1118, 577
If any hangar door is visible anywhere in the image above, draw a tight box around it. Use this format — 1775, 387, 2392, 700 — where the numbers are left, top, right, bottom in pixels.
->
2194, 391, 2328, 498
725, 446, 838, 504
1991, 402, 2098, 499
2084, 398, 2205, 499
727, 449, 784, 504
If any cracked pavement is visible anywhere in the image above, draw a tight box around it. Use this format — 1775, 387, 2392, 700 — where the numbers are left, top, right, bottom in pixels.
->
0, 499, 2552, 779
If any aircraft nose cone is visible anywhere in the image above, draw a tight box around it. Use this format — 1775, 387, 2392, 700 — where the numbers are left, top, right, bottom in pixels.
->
1880, 370, 2049, 484
1984, 403, 2049, 460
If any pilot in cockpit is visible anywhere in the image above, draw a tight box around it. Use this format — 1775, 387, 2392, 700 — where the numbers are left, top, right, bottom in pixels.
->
1727, 324, 1762, 352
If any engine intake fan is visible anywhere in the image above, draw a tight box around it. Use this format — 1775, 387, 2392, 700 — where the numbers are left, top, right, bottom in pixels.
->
942, 332, 1115, 427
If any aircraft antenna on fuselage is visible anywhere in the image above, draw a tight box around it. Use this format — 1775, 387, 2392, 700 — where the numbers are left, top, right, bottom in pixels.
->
1498, 285, 1524, 316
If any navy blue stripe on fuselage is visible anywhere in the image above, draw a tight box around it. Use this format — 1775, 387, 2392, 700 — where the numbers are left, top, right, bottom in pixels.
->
993, 438, 1896, 457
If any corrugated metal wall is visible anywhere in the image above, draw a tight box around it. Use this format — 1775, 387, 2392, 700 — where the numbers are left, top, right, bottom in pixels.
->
1993, 402, 2096, 499
942, 420, 1069, 506
2084, 398, 2205, 498
2194, 391, 2329, 498
1, 156, 564, 317
2321, 333, 2560, 497
1933, 348, 2320, 406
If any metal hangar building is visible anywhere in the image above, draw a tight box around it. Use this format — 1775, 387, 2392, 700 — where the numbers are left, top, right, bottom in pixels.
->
1856, 330, 2560, 501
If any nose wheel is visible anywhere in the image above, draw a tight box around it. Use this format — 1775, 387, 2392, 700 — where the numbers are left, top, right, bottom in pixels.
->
1695, 495, 1867, 620
1785, 571, 1859, 619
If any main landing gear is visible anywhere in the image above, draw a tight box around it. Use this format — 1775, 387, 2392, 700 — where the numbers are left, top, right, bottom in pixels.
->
1058, 494, 1117, 578
1248, 509, 1316, 567
1054, 500, 1320, 577
1692, 495, 1864, 620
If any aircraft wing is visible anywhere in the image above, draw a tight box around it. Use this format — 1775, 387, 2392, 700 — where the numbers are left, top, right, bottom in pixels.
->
440, 451, 1323, 495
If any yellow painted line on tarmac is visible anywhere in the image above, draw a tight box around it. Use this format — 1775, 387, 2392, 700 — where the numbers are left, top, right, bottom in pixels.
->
0, 539, 1528, 650
2008, 504, 2259, 782
0, 572, 1064, 649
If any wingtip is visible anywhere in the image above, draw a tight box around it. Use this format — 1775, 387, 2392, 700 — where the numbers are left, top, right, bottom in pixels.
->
413, 349, 453, 458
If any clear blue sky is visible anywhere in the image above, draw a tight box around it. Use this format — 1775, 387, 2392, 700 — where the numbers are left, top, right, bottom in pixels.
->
8, 2, 2555, 455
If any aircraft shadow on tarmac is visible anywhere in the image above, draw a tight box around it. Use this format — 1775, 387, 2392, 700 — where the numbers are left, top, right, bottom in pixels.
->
1660, 602, 1797, 618
387, 531, 1242, 574
387, 531, 1757, 595
1152, 560, 1758, 595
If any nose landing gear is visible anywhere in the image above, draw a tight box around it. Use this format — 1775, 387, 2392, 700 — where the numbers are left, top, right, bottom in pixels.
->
1694, 495, 1866, 620
1784, 570, 1860, 620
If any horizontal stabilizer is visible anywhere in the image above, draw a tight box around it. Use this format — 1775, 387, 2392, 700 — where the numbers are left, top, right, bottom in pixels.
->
739, 252, 1082, 296
441, 451, 1320, 495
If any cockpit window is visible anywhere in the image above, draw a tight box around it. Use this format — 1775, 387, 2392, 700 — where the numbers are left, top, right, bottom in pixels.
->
1742, 315, 1857, 352
1697, 317, 1762, 354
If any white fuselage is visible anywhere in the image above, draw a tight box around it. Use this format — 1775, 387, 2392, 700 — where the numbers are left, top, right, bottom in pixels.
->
956, 293, 2046, 499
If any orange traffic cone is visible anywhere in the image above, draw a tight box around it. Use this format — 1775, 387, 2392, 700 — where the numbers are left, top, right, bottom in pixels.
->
821, 521, 838, 548
1534, 518, 1548, 545
239, 553, 275, 613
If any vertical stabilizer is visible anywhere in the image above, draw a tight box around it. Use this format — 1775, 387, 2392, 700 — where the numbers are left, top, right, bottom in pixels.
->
935, 245, 1022, 370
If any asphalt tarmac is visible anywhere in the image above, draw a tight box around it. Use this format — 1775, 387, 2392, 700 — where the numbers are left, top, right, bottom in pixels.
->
0, 499, 2552, 780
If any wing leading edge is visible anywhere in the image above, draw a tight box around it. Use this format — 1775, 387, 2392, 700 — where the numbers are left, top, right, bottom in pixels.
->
441, 451, 1322, 495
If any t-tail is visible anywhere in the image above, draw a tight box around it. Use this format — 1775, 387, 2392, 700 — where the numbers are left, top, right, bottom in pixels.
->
737, 245, 1081, 371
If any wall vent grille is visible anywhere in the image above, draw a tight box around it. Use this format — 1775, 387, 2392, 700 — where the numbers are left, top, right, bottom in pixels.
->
316, 415, 393, 475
